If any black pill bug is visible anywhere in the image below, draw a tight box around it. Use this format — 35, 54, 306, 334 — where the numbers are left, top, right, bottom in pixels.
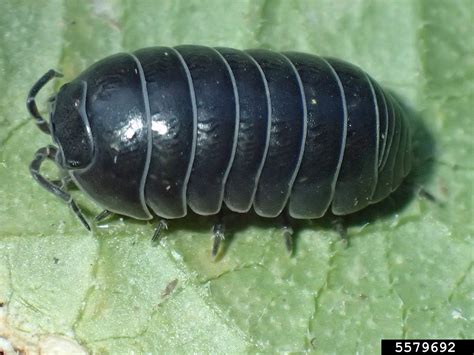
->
27, 45, 412, 255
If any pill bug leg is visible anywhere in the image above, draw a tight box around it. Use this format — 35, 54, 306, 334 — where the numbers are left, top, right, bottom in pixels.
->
152, 219, 169, 244
416, 185, 440, 204
29, 145, 90, 231
331, 217, 349, 247
211, 224, 225, 259
281, 211, 294, 256
94, 209, 113, 223
282, 226, 294, 255
211, 211, 226, 258
51, 175, 72, 190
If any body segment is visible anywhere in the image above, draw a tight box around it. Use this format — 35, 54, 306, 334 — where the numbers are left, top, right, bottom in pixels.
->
246, 49, 307, 218
134, 47, 196, 219
69, 53, 152, 219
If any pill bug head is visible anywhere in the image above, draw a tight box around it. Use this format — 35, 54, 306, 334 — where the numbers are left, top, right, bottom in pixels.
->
49, 80, 94, 170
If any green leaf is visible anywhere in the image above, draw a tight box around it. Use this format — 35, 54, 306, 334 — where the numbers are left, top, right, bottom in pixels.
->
0, 0, 472, 353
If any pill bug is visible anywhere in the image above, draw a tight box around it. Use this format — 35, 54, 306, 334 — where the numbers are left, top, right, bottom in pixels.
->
27, 45, 412, 254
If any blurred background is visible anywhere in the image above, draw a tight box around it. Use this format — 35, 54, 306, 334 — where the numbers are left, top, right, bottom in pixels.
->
0, 0, 472, 353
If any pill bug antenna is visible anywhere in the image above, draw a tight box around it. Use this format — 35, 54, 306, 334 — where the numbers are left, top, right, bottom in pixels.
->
26, 69, 63, 135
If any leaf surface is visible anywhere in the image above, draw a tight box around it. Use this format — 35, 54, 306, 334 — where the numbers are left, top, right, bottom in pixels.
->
0, 0, 472, 353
